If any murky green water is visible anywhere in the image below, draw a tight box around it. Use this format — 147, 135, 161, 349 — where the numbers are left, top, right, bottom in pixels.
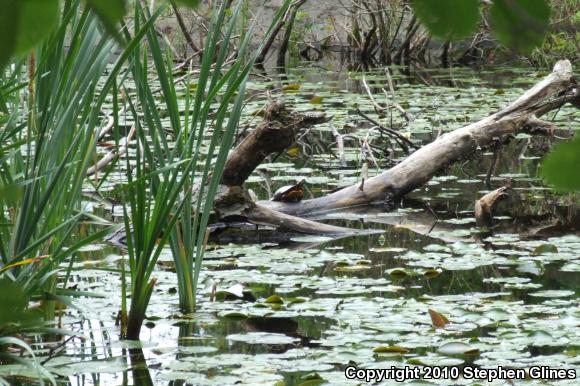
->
3, 64, 579, 385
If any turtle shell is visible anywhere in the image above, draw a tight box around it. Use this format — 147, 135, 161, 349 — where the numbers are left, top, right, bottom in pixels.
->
271, 179, 305, 202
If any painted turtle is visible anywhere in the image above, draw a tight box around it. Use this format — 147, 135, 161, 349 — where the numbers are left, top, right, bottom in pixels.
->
271, 179, 306, 202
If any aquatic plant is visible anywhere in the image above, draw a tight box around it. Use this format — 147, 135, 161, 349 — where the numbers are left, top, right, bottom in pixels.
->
0, 1, 147, 382
0, 1, 124, 322
118, 0, 291, 339
0, 0, 175, 364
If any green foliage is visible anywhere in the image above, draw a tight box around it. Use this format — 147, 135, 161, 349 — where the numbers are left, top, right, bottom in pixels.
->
0, 2, 116, 308
117, 0, 253, 338
527, 0, 579, 67
85, 0, 127, 41
0, 2, 16, 68
14, 1, 60, 55
573, 10, 580, 25
541, 135, 580, 192
118, 0, 291, 339
411, 0, 552, 53
0, 0, 289, 346
85, 0, 126, 23
412, 0, 480, 40
490, 0, 552, 53
170, 0, 291, 314
0, 0, 59, 69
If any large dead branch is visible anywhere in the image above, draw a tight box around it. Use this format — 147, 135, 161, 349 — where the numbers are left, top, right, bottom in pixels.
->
258, 60, 578, 216
220, 100, 330, 186
210, 183, 355, 236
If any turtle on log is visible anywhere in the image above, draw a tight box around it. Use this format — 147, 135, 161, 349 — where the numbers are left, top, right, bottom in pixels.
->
271, 179, 306, 202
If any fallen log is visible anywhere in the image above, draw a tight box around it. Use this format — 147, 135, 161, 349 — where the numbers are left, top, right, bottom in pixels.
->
208, 60, 578, 237
258, 60, 579, 216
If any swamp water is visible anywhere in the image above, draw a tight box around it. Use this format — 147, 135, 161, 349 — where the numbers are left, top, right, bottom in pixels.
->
3, 65, 579, 385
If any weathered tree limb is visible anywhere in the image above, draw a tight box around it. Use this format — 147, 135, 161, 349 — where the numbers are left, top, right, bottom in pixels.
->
213, 170, 355, 235
259, 60, 578, 216
215, 102, 351, 235
220, 100, 330, 186
209, 100, 357, 235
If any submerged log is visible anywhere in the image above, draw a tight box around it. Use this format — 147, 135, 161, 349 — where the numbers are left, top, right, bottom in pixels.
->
259, 60, 579, 216
474, 185, 511, 229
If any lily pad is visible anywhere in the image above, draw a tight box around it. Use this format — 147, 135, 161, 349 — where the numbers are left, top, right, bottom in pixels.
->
437, 342, 480, 356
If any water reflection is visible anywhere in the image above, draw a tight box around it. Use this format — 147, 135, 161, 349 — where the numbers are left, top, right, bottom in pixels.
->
127, 349, 153, 386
